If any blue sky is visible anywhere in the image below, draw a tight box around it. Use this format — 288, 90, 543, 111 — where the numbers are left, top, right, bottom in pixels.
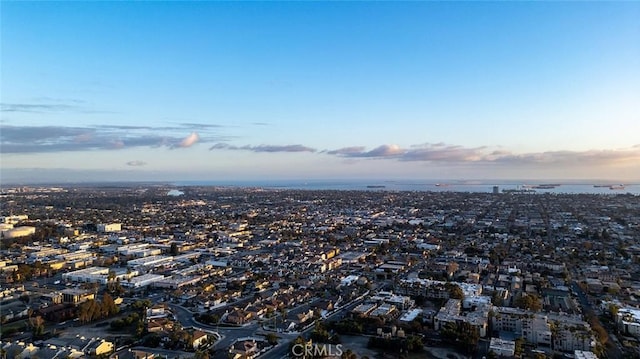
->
1, 1, 639, 183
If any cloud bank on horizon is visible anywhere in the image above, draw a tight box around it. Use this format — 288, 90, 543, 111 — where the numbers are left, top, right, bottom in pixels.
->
2, 124, 637, 180
0, 124, 211, 153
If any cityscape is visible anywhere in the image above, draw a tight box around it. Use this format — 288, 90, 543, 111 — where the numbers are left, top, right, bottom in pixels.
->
0, 184, 639, 359
2, 1, 640, 358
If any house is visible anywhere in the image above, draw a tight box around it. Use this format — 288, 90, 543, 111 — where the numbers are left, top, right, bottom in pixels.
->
146, 304, 169, 320
229, 339, 259, 359
287, 309, 314, 328
147, 318, 174, 333
86, 339, 114, 356
192, 330, 208, 349
313, 299, 335, 318
226, 309, 254, 325
244, 304, 267, 318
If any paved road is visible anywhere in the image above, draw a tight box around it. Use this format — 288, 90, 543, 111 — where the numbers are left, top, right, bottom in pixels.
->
170, 293, 367, 359
571, 281, 622, 359
169, 303, 266, 359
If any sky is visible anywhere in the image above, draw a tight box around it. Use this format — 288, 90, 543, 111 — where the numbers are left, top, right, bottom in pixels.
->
1, 1, 639, 184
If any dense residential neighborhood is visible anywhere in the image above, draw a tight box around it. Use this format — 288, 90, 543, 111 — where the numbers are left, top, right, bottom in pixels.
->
1, 185, 639, 359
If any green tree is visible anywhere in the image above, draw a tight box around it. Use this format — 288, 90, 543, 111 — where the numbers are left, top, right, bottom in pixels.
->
265, 333, 278, 346
30, 315, 45, 338
445, 283, 464, 300
102, 292, 119, 316
514, 337, 525, 356
515, 294, 542, 311
311, 321, 330, 343
341, 349, 357, 359
608, 303, 620, 319
170, 242, 179, 256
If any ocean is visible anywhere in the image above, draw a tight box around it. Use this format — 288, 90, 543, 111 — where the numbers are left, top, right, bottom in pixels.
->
172, 180, 640, 195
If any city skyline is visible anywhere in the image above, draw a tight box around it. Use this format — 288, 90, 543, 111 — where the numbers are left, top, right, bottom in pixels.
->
1, 1, 639, 183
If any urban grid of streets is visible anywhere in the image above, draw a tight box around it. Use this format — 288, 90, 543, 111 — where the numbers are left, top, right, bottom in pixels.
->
0, 185, 639, 359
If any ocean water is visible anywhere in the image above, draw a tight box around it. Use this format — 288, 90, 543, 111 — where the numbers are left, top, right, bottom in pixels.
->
172, 180, 640, 195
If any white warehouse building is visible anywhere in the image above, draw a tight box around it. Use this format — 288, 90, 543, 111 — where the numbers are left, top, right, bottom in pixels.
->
97, 223, 122, 233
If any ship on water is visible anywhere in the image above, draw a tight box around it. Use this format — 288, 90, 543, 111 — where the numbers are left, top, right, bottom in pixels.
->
609, 184, 625, 190
523, 184, 560, 190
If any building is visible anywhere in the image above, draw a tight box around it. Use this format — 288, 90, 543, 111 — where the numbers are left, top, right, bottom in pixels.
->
192, 330, 208, 349
489, 337, 515, 357
434, 299, 489, 338
229, 339, 259, 359
616, 306, 640, 338
0, 215, 29, 224
492, 307, 594, 352
61, 288, 95, 305
574, 351, 599, 359
121, 273, 165, 288
1, 225, 36, 239
97, 223, 121, 232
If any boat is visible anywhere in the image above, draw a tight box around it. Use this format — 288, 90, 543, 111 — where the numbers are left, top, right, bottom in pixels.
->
366, 185, 386, 189
503, 189, 536, 194
609, 185, 625, 190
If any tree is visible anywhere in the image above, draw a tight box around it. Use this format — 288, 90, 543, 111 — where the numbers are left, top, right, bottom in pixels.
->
608, 303, 620, 319
341, 349, 357, 359
311, 321, 330, 343
445, 283, 464, 300
102, 292, 119, 316
30, 315, 45, 338
515, 294, 542, 311
514, 337, 525, 356
265, 333, 278, 346
289, 336, 311, 358
406, 335, 424, 352
170, 242, 179, 256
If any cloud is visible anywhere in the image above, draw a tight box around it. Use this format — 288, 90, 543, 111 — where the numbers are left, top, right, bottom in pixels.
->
96, 125, 156, 130
209, 143, 316, 153
126, 160, 147, 166
174, 132, 200, 148
326, 146, 367, 156
209, 140, 640, 168
493, 148, 640, 165
179, 123, 223, 129
1, 100, 115, 115
251, 144, 316, 153
1, 103, 77, 113
0, 124, 217, 153
325, 142, 640, 167
401, 144, 488, 162
327, 144, 405, 158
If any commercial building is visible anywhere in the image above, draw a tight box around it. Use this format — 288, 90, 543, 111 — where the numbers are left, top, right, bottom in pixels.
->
489, 338, 515, 357
97, 223, 121, 233
616, 306, 640, 338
